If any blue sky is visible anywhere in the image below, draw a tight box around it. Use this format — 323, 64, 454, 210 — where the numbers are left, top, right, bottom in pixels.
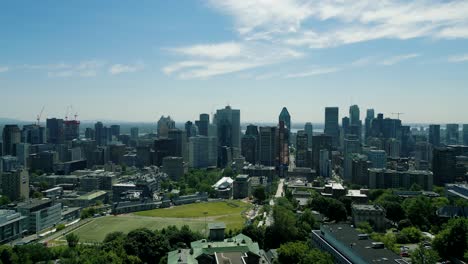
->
1, 0, 468, 124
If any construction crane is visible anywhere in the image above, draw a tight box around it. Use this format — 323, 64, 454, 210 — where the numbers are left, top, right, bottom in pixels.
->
391, 112, 404, 119
36, 106, 45, 125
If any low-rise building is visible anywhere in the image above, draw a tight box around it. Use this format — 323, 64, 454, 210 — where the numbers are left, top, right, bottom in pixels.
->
17, 199, 62, 234
311, 224, 409, 264
0, 210, 27, 243
352, 204, 386, 231
162, 156, 186, 181
233, 174, 251, 199
212, 177, 234, 199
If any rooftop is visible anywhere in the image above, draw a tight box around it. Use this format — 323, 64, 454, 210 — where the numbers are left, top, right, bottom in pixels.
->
77, 190, 107, 200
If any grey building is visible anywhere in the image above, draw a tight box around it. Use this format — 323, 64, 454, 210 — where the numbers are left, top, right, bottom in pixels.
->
446, 123, 459, 145
17, 199, 62, 234
2, 125, 21, 156
215, 106, 241, 150
352, 204, 386, 231
324, 107, 340, 148
162, 156, 185, 181
1, 169, 29, 201
429, 124, 441, 146
0, 210, 27, 243
233, 174, 251, 199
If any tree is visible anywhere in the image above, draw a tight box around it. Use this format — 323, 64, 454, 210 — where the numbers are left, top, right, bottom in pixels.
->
65, 233, 79, 248
277, 241, 309, 264
402, 196, 433, 230
357, 222, 373, 234
124, 228, 169, 264
253, 186, 267, 203
396, 227, 423, 244
0, 196, 10, 206
300, 249, 334, 264
411, 244, 439, 264
433, 218, 468, 260
56, 224, 66, 231
378, 201, 405, 223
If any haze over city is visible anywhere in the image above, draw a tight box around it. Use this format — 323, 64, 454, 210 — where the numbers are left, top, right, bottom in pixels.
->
1, 1, 468, 123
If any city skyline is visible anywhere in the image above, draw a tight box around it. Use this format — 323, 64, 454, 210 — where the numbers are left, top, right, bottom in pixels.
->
1, 1, 468, 123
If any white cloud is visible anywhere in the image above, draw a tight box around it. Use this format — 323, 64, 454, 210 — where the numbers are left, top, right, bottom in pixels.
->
164, 42, 303, 79
285, 67, 340, 78
208, 0, 468, 48
0, 66, 9, 73
380, 53, 420, 66
109, 62, 144, 75
448, 54, 468, 63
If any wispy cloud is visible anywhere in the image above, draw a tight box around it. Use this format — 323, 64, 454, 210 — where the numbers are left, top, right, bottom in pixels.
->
208, 0, 468, 48
163, 42, 303, 79
0, 66, 9, 73
109, 62, 144, 75
380, 53, 420, 66
285, 67, 340, 78
448, 54, 468, 63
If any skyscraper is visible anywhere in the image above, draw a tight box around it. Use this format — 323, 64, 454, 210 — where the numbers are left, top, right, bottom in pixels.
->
22, 124, 46, 145
2, 125, 21, 156
168, 129, 187, 162
343, 135, 361, 181
279, 107, 291, 143
215, 106, 241, 150
429, 124, 441, 146
304, 122, 313, 148
365, 109, 375, 141
463, 124, 468, 146
94, 122, 105, 146
296, 130, 308, 167
157, 116, 175, 138
446, 124, 459, 145
259, 126, 276, 167
64, 120, 80, 141
312, 134, 332, 174
46, 118, 64, 144
324, 107, 340, 147
349, 105, 360, 125
277, 121, 289, 173
195, 113, 209, 136
130, 127, 139, 140
242, 124, 259, 164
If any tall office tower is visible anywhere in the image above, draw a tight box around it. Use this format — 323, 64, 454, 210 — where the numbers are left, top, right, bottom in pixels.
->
130, 127, 139, 140
1, 169, 29, 201
365, 149, 387, 169
195, 113, 210, 136
342, 117, 350, 136
16, 143, 29, 167
154, 138, 176, 166
370, 113, 384, 138
242, 124, 259, 164
349, 105, 360, 125
463, 124, 468, 146
215, 106, 241, 149
382, 118, 402, 139
365, 109, 375, 140
85, 128, 95, 140
168, 129, 187, 162
400, 126, 414, 157
296, 130, 308, 167
184, 121, 196, 139
343, 135, 361, 181
277, 121, 289, 172
157, 116, 175, 138
319, 149, 331, 177
241, 135, 257, 164
312, 134, 332, 175
324, 107, 340, 148
385, 138, 401, 158
110, 125, 121, 137
428, 124, 441, 146
64, 120, 80, 141
279, 107, 291, 143
21, 124, 46, 145
446, 124, 459, 145
46, 118, 64, 144
304, 122, 313, 148
2, 125, 21, 156
259, 126, 277, 166
433, 147, 457, 185
188, 136, 217, 168
94, 122, 105, 146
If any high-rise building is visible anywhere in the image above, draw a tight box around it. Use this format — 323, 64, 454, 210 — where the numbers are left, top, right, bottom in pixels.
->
1, 169, 29, 201
64, 120, 80, 141
428, 124, 440, 146
276, 121, 289, 173
110, 125, 121, 138
463, 124, 468, 146
2, 125, 21, 156
385, 138, 401, 158
343, 135, 361, 181
85, 128, 95, 140
157, 116, 175, 138
432, 146, 457, 185
312, 134, 332, 174
365, 109, 375, 140
46, 118, 64, 144
279, 107, 291, 143
349, 105, 360, 125
304, 122, 313, 148
195, 114, 209, 136
188, 136, 217, 168
94, 122, 106, 146
130, 127, 139, 140
446, 124, 459, 145
319, 149, 331, 177
296, 130, 308, 167
215, 106, 241, 150
324, 107, 340, 147
168, 129, 187, 162
259, 127, 276, 167
21, 124, 46, 145
16, 143, 29, 168
241, 136, 257, 164
365, 149, 387, 169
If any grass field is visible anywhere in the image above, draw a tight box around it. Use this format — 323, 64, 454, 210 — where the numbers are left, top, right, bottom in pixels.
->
68, 201, 251, 243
